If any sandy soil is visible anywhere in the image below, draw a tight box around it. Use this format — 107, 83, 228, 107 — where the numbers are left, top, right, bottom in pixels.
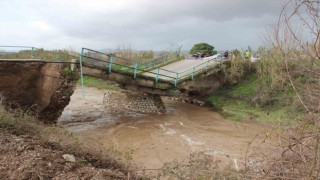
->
60, 86, 270, 171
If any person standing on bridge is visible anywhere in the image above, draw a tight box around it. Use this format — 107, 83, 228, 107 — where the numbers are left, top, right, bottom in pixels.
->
245, 50, 251, 60
224, 50, 229, 59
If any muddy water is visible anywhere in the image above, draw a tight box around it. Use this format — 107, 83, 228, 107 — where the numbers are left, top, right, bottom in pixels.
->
59, 86, 267, 170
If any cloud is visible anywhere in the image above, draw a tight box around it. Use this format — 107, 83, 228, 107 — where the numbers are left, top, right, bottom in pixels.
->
0, 0, 286, 51
30, 21, 51, 32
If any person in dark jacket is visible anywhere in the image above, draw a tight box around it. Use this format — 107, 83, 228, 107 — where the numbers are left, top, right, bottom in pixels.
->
224, 50, 229, 59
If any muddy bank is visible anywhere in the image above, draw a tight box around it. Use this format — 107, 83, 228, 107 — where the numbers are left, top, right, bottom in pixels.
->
60, 86, 270, 171
0, 61, 78, 123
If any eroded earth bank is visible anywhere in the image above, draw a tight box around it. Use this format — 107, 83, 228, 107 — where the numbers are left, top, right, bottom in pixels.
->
0, 61, 78, 123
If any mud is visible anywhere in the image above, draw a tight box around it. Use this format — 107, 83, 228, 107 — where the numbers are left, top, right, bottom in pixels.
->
60, 86, 269, 171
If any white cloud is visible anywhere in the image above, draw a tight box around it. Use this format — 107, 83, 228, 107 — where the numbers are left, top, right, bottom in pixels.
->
30, 21, 51, 32
0, 0, 286, 51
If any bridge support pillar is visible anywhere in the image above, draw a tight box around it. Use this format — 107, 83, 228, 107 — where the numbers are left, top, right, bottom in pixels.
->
103, 90, 166, 114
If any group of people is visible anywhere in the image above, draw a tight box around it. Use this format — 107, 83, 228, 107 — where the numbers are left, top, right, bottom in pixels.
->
191, 49, 252, 60
223, 49, 252, 60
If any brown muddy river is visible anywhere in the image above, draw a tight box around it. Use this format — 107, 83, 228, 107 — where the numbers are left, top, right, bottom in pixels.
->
59, 86, 268, 170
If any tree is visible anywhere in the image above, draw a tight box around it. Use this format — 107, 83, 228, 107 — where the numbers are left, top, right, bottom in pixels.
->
189, 43, 217, 56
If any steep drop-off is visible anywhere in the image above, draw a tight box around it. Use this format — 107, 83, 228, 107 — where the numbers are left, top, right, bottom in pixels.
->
0, 61, 79, 123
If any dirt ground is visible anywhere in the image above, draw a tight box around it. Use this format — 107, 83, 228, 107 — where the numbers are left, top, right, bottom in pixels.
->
0, 130, 127, 180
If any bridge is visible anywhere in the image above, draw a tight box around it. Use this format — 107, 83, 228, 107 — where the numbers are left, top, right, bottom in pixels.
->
0, 46, 225, 95
0, 46, 227, 122
79, 47, 223, 96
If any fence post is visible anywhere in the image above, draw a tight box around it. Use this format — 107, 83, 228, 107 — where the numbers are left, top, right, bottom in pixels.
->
31, 47, 35, 59
79, 48, 85, 97
156, 68, 160, 83
134, 62, 138, 79
56, 53, 60, 60
109, 55, 113, 73
206, 61, 209, 71
191, 67, 195, 80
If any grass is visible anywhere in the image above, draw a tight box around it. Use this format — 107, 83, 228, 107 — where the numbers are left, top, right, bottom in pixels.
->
79, 75, 121, 91
208, 73, 302, 125
228, 74, 259, 97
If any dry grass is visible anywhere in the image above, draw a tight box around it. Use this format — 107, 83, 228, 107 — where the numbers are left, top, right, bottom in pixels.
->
0, 106, 144, 179
241, 1, 320, 179
157, 152, 242, 179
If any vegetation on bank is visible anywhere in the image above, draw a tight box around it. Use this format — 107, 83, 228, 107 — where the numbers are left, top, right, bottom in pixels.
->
78, 75, 121, 91
208, 73, 302, 125
0, 106, 142, 179
205, 1, 320, 179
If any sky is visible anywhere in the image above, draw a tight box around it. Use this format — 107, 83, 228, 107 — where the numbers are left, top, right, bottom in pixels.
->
0, 0, 287, 52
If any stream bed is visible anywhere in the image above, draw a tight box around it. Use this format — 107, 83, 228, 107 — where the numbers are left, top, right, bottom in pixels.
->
59, 86, 267, 170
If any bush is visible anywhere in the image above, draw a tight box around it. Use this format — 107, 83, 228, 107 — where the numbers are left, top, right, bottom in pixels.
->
189, 43, 217, 56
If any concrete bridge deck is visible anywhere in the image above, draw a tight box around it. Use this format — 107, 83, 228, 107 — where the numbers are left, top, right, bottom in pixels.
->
143, 59, 218, 81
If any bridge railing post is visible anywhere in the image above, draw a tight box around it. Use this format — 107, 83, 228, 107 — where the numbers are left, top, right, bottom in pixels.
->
191, 67, 195, 80
56, 53, 60, 60
149, 61, 152, 69
156, 68, 160, 83
97, 52, 102, 66
31, 47, 35, 59
109, 55, 114, 73
134, 62, 138, 79
79, 48, 85, 97
174, 73, 179, 87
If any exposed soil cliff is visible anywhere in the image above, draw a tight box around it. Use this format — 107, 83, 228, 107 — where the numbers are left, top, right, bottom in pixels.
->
0, 61, 79, 123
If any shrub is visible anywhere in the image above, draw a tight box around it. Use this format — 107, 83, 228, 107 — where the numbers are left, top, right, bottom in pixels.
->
189, 43, 217, 56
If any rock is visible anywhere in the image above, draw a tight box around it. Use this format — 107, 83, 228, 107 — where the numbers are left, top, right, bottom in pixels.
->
62, 154, 76, 163
197, 101, 206, 106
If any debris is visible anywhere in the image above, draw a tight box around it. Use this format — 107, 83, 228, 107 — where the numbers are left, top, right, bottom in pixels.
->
62, 154, 76, 163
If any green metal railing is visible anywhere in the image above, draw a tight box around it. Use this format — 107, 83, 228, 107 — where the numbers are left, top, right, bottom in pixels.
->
140, 51, 180, 69
0, 46, 79, 62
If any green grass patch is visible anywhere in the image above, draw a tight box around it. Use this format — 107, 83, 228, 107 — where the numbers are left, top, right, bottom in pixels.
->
79, 76, 120, 91
229, 73, 260, 97
208, 74, 302, 125
209, 95, 299, 125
